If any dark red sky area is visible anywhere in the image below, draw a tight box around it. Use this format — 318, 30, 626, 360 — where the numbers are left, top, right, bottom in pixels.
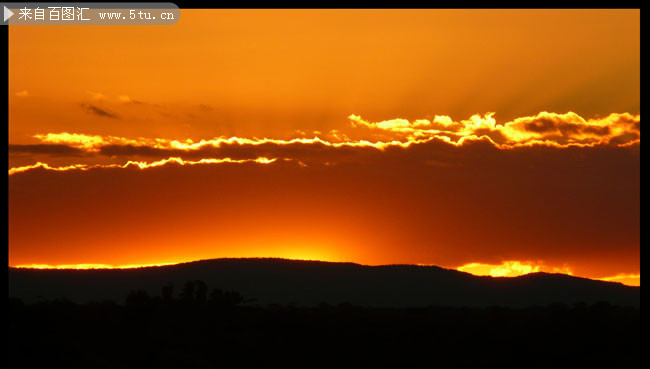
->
9, 138, 639, 279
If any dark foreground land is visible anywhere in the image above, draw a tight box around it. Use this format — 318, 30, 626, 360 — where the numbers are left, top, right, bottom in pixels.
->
9, 259, 641, 367
8, 258, 641, 308
9, 283, 640, 368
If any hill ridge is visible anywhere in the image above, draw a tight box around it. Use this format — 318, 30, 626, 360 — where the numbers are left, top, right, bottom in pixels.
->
9, 257, 639, 308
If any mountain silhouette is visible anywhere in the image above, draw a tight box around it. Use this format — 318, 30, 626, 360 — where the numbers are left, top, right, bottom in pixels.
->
8, 258, 639, 307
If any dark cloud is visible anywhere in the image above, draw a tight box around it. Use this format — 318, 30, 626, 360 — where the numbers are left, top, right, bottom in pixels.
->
99, 144, 172, 158
525, 119, 611, 137
9, 144, 85, 157
81, 103, 119, 119
13, 132, 643, 175
520, 117, 621, 137
523, 118, 558, 133
580, 126, 611, 136
96, 141, 384, 164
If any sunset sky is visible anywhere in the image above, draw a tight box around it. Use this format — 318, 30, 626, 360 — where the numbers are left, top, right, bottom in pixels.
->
8, 9, 640, 285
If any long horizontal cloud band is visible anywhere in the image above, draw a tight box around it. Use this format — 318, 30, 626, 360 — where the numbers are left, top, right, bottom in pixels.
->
8, 111, 641, 175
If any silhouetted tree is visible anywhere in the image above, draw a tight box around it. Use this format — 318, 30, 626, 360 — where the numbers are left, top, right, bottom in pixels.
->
225, 291, 243, 306
161, 282, 174, 302
126, 289, 151, 306
209, 288, 224, 305
209, 288, 243, 306
195, 280, 207, 304
180, 281, 195, 303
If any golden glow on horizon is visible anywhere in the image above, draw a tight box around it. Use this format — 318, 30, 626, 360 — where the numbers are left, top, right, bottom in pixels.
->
456, 260, 572, 277
13, 262, 177, 270
456, 261, 639, 286
459, 261, 540, 277
597, 273, 641, 287
12, 256, 337, 270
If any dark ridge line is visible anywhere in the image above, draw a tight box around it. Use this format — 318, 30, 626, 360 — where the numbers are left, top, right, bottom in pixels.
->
8, 256, 637, 288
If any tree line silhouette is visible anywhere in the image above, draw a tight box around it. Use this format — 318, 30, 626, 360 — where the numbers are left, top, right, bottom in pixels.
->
8, 280, 641, 368
126, 280, 245, 307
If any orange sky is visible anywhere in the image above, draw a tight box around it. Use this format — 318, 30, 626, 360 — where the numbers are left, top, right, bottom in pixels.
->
8, 10, 640, 285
